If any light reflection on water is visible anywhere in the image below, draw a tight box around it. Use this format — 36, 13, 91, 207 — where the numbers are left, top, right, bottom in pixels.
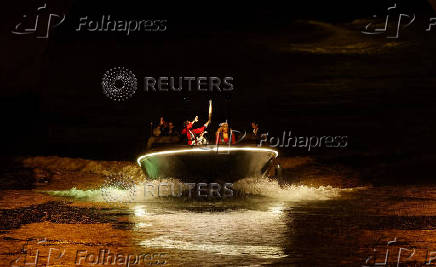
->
131, 202, 289, 260
5, 178, 436, 265
0, 179, 355, 265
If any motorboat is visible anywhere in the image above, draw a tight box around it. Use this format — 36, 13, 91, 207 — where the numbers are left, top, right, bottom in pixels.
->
136, 145, 280, 183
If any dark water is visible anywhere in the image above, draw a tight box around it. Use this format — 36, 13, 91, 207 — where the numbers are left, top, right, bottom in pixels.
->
1, 155, 436, 266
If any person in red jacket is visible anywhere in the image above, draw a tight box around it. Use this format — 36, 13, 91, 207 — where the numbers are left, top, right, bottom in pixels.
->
181, 116, 210, 145
215, 122, 235, 145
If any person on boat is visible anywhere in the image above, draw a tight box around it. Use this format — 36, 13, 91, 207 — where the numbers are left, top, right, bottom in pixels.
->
195, 131, 208, 145
181, 116, 210, 145
152, 125, 161, 137
251, 121, 259, 136
215, 122, 236, 145
159, 116, 169, 136
152, 116, 168, 136
167, 122, 178, 136
245, 121, 264, 143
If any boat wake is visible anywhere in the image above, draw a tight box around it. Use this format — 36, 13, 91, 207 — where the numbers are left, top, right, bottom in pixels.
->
19, 156, 359, 203
46, 177, 357, 203
233, 177, 356, 201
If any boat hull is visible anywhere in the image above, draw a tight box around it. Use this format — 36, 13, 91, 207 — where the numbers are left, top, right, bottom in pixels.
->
137, 146, 278, 183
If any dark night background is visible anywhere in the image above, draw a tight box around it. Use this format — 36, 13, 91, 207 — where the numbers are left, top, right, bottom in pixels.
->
1, 0, 436, 183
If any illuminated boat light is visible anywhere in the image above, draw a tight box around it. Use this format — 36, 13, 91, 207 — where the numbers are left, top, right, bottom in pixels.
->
137, 146, 278, 166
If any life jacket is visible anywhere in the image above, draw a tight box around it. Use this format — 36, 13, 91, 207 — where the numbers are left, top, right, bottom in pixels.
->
181, 122, 205, 145
215, 131, 236, 145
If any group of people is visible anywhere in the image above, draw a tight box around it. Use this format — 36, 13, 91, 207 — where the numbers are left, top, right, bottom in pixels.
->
152, 116, 262, 146
152, 117, 178, 137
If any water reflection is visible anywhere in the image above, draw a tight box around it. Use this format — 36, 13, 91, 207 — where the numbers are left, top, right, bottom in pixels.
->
131, 202, 288, 259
